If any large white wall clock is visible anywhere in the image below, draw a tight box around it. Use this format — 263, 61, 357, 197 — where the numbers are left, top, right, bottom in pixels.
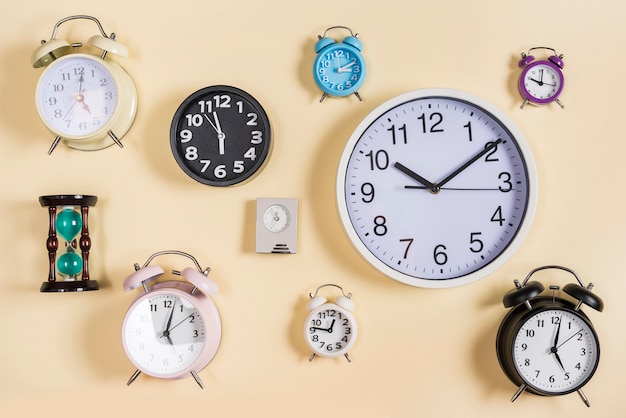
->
336, 89, 538, 288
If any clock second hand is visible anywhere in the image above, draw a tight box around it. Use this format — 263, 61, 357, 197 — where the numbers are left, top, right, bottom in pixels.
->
556, 328, 584, 350
169, 313, 195, 333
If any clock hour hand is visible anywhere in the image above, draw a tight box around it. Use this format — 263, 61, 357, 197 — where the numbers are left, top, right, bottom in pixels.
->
437, 139, 502, 189
528, 77, 556, 87
550, 347, 567, 372
393, 162, 437, 193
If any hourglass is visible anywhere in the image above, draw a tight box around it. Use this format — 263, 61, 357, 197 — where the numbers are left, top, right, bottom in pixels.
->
39, 194, 99, 292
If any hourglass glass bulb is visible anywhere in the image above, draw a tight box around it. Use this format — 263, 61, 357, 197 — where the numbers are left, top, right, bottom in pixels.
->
57, 246, 83, 279
56, 207, 82, 242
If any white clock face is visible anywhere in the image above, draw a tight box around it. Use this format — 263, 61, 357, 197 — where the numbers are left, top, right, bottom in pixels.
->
36, 55, 118, 138
513, 308, 599, 394
304, 304, 357, 357
123, 292, 206, 377
263, 204, 290, 232
337, 89, 537, 288
522, 63, 562, 101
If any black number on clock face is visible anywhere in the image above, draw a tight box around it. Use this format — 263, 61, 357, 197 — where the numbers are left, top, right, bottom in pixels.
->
170, 85, 272, 186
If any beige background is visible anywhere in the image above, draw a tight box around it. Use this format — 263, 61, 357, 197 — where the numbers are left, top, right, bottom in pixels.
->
0, 0, 624, 416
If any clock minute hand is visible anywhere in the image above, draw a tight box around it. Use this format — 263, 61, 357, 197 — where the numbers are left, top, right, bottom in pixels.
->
553, 317, 561, 348
437, 139, 503, 189
203, 112, 226, 155
338, 60, 356, 73
160, 300, 177, 348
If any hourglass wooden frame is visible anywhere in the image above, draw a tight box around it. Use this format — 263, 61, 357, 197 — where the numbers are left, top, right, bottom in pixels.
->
39, 194, 99, 292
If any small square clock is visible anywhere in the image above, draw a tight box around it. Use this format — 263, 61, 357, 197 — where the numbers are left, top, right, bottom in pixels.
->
256, 198, 298, 254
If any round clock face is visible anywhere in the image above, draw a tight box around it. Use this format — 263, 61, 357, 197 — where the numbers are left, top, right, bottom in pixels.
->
263, 204, 290, 233
304, 304, 357, 358
512, 307, 599, 395
36, 54, 118, 139
314, 44, 365, 97
337, 89, 537, 288
170, 85, 272, 186
519, 61, 564, 104
122, 291, 207, 378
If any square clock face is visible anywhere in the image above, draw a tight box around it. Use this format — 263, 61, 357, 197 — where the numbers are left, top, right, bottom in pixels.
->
256, 198, 298, 254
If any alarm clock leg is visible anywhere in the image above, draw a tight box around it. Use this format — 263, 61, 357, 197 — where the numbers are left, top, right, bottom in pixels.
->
319, 92, 328, 103
309, 353, 316, 361
510, 383, 527, 403
577, 389, 591, 407
520, 99, 529, 110
353, 92, 363, 101
190, 370, 204, 389
107, 130, 124, 148
344, 353, 352, 363
47, 136, 62, 155
555, 98, 565, 109
126, 369, 141, 386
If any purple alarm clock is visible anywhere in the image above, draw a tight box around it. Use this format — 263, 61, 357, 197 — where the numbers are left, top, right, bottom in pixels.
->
518, 47, 565, 109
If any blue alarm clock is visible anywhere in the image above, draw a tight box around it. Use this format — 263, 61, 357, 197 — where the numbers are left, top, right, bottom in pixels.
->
313, 26, 366, 102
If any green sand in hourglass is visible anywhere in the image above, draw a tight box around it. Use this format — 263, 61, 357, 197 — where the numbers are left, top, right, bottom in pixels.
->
39, 194, 99, 292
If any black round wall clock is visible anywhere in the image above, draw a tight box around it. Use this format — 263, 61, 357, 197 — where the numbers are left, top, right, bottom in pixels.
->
170, 85, 272, 186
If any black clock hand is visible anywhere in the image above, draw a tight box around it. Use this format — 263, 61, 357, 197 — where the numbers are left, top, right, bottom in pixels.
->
437, 139, 503, 189
551, 347, 567, 372
327, 319, 336, 333
553, 317, 561, 348
393, 162, 437, 193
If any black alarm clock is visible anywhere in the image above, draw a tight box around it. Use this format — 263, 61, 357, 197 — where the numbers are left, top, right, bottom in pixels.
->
496, 265, 604, 407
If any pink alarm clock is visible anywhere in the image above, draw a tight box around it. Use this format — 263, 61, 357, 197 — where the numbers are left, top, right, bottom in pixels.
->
121, 250, 221, 388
